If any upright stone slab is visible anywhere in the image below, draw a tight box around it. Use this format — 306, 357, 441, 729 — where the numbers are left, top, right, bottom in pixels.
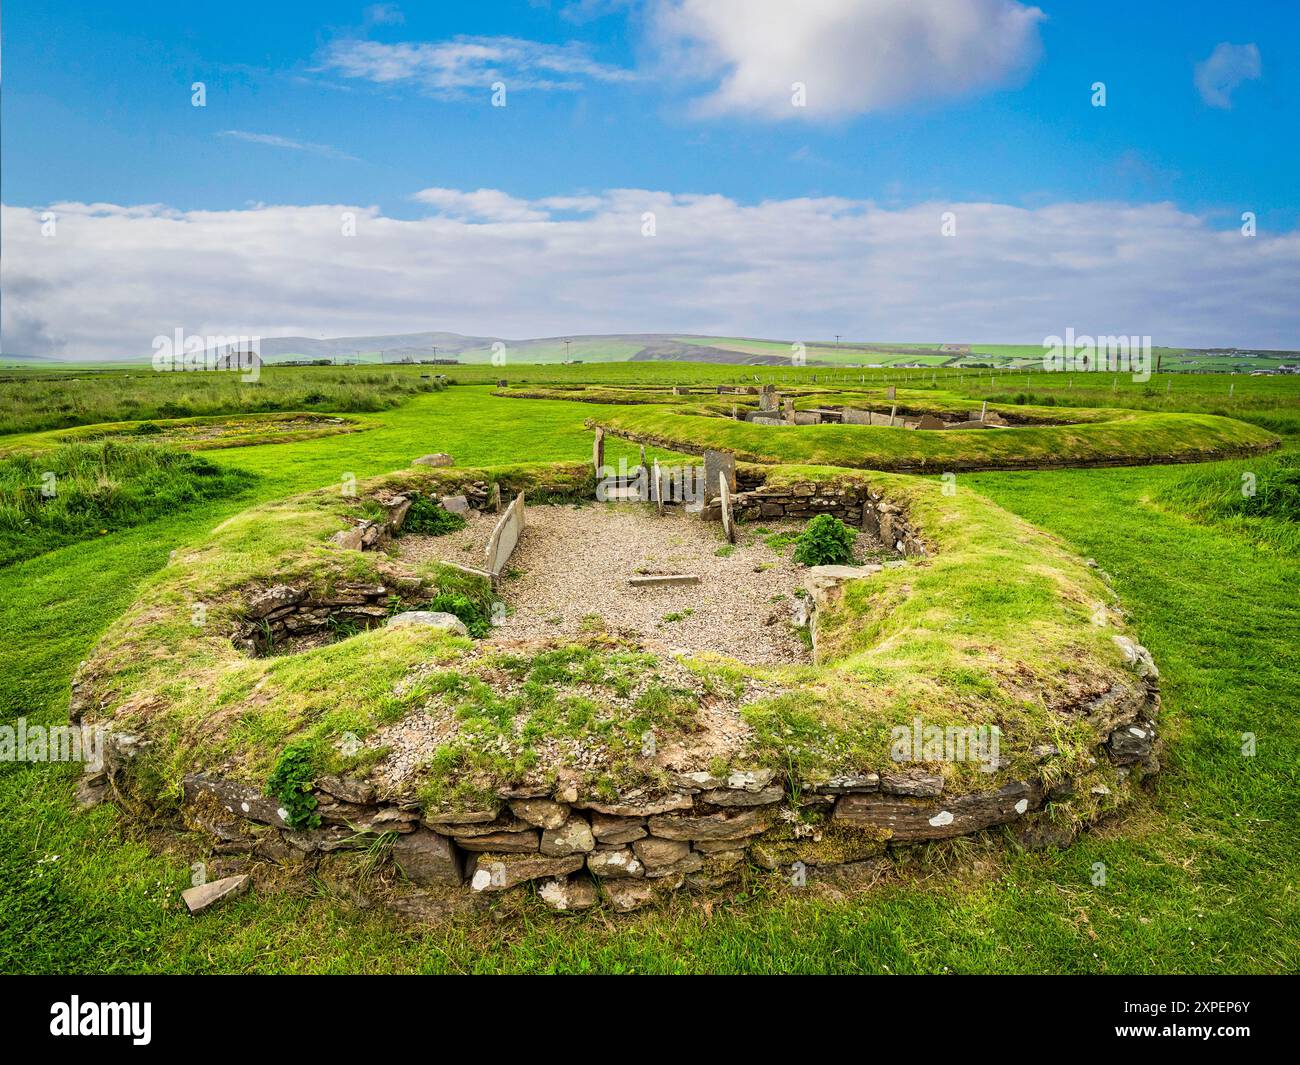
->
888, 405, 897, 427
980, 400, 988, 422
842, 408, 872, 425
886, 385, 897, 401
489, 482, 502, 512
719, 474, 735, 543
485, 491, 526, 580
702, 450, 736, 502
639, 444, 647, 472
592, 428, 605, 475
759, 390, 778, 413
653, 460, 665, 515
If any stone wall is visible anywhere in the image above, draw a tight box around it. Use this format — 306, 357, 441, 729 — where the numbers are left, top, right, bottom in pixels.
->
130, 663, 1159, 915
702, 479, 926, 557
232, 580, 422, 656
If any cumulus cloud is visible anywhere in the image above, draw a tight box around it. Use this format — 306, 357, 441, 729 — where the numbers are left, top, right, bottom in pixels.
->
4, 192, 1297, 358
648, 0, 1046, 119
1194, 42, 1262, 109
319, 35, 635, 95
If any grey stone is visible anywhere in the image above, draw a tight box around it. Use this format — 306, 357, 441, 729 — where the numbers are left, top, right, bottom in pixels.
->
577, 794, 694, 817
455, 830, 540, 853
879, 770, 945, 797
647, 808, 771, 841
391, 829, 463, 885
698, 785, 784, 807
603, 879, 656, 912
440, 494, 471, 515
412, 453, 453, 467
331, 527, 365, 551
315, 774, 376, 806
631, 837, 689, 871
810, 773, 880, 794
470, 853, 584, 892
384, 611, 469, 636
1112, 635, 1159, 680
245, 585, 305, 619
422, 807, 501, 827
589, 812, 648, 844
703, 450, 737, 499
538, 876, 600, 911
834, 780, 1043, 840
510, 798, 570, 829
182, 874, 251, 914
1106, 722, 1155, 764
628, 574, 700, 588
540, 818, 596, 856
588, 848, 645, 878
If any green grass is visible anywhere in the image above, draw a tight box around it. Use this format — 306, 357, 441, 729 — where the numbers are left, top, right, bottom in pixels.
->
0, 440, 256, 566
0, 367, 445, 436
590, 398, 1277, 472
1, 371, 1297, 973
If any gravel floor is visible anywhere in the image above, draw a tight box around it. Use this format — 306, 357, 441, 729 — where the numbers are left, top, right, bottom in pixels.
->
399, 502, 879, 666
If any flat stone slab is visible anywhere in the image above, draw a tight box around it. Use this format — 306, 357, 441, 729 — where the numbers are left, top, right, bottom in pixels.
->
385, 611, 469, 636
182, 874, 251, 914
412, 453, 453, 467
628, 574, 701, 587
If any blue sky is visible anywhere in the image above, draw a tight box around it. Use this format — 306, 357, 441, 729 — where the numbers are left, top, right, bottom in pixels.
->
4, 1, 1299, 355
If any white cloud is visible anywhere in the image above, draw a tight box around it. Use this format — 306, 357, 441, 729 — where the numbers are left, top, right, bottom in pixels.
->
320, 35, 635, 95
217, 130, 357, 161
1194, 42, 1261, 109
648, 0, 1045, 119
364, 3, 405, 26
413, 187, 551, 222
5, 191, 1298, 357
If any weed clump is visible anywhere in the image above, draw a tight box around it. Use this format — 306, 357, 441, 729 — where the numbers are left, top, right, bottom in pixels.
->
793, 514, 856, 566
267, 742, 320, 829
402, 496, 468, 536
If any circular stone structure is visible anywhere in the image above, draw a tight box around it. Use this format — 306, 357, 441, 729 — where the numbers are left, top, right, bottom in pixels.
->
71, 447, 1167, 916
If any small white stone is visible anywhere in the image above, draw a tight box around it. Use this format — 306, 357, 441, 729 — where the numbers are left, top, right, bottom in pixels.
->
928, 810, 954, 827
470, 869, 492, 892
276, 807, 290, 822
240, 802, 250, 813
1014, 799, 1029, 815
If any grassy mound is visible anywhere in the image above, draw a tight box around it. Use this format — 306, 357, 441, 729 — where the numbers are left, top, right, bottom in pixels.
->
0, 440, 256, 567
590, 405, 1277, 472
72, 458, 1151, 820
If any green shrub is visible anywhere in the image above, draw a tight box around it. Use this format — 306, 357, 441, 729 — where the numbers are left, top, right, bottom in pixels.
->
427, 592, 492, 636
402, 496, 468, 536
266, 742, 320, 829
793, 514, 856, 566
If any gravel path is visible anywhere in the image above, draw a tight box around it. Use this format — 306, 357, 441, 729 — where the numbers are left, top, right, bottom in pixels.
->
396, 502, 880, 665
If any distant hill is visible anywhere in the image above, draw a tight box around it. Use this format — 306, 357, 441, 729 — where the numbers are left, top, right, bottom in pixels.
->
5, 332, 1296, 372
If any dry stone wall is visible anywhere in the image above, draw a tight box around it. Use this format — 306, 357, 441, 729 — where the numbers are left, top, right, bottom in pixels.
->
132, 665, 1159, 915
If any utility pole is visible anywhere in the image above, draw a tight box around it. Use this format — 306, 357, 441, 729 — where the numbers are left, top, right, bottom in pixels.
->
564, 339, 572, 361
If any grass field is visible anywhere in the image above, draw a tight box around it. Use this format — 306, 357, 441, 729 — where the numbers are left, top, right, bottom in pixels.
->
1, 368, 1297, 973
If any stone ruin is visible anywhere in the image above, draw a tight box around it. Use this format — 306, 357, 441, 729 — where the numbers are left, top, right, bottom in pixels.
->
71, 453, 1164, 918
